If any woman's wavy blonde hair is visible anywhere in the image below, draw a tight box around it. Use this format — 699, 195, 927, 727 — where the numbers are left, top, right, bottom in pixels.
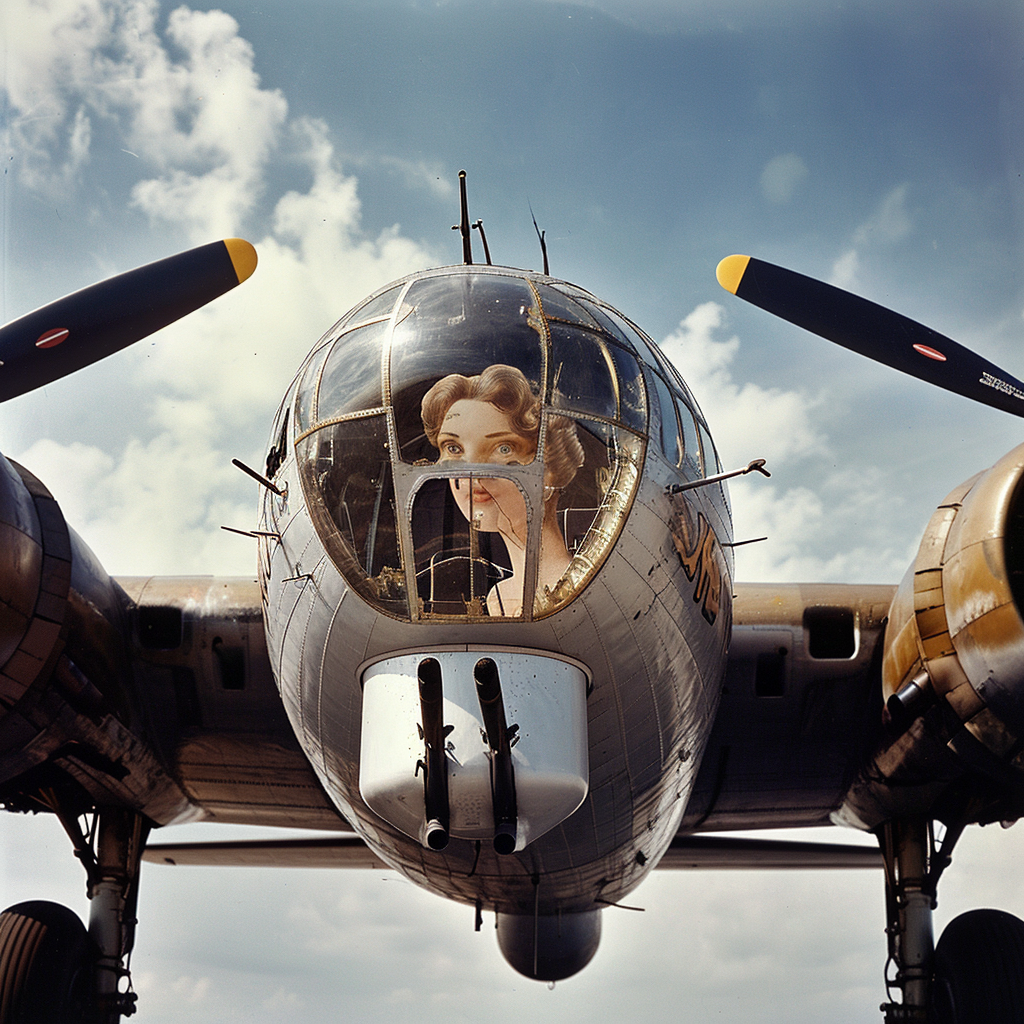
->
421, 363, 584, 491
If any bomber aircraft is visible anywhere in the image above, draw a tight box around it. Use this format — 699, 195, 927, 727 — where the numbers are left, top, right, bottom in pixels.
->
2, 175, 1023, 1023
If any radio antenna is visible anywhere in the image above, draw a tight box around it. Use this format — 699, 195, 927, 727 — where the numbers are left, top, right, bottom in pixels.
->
453, 170, 473, 264
529, 202, 549, 275
472, 220, 492, 265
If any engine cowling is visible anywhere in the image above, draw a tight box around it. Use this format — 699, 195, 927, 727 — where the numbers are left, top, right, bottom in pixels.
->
0, 452, 195, 824
839, 442, 1024, 829
884, 442, 1024, 756
0, 454, 70, 726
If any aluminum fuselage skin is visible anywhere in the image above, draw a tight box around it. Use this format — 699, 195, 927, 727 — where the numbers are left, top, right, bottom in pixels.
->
259, 266, 733, 915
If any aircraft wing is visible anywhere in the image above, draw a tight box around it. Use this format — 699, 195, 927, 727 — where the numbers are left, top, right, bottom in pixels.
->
115, 575, 347, 832
140, 580, 889, 871
681, 582, 895, 833
141, 831, 879, 869
142, 834, 388, 868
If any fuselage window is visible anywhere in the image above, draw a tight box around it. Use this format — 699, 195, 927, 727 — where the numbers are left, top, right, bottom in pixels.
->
294, 341, 332, 435
652, 372, 682, 467
696, 420, 721, 477
390, 275, 546, 465
675, 397, 702, 477
297, 414, 407, 618
346, 283, 403, 326
316, 319, 389, 422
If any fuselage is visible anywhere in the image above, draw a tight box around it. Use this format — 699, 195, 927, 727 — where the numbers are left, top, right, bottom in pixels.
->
257, 264, 733, 916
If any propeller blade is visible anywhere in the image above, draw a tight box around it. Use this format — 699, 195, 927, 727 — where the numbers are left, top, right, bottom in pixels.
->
0, 238, 257, 403
716, 254, 1024, 418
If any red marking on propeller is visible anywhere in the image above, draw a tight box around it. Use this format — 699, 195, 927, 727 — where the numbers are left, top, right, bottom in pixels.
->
35, 328, 70, 349
913, 344, 946, 362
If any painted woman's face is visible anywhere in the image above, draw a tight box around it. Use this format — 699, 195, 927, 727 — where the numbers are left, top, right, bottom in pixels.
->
436, 398, 534, 539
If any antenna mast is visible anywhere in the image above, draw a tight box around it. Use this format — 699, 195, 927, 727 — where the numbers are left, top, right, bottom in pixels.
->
530, 204, 549, 275
454, 170, 473, 264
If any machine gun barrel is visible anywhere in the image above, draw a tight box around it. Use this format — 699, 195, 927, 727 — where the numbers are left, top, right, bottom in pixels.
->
417, 658, 451, 851
474, 658, 518, 854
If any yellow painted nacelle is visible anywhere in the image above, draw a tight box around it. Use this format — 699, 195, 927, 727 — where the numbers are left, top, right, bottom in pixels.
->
840, 443, 1024, 829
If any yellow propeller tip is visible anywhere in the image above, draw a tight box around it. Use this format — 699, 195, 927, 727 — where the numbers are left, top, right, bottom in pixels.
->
224, 238, 258, 284
716, 254, 750, 295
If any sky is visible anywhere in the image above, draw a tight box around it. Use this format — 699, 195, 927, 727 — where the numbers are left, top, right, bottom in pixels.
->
0, 0, 1023, 1020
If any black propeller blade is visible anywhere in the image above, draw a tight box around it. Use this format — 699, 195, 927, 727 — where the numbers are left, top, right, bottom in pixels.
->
717, 254, 1024, 419
0, 238, 257, 403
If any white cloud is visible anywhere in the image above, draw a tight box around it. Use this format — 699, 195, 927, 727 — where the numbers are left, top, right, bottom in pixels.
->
6, 0, 437, 577
728, 470, 917, 583
122, 6, 290, 240
134, 119, 432, 417
830, 184, 912, 289
760, 153, 808, 204
659, 301, 824, 467
378, 155, 457, 200
852, 183, 912, 247
16, 410, 254, 576
657, 303, 920, 583
261, 987, 306, 1012
124, 8, 286, 237
830, 248, 860, 290
2, 0, 111, 188
4, 0, 287, 238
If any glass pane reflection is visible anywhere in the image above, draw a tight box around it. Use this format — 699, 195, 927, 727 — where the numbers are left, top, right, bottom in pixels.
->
652, 372, 682, 467
412, 476, 519, 618
294, 342, 330, 435
348, 283, 403, 326
677, 398, 702, 476
549, 323, 617, 421
292, 268, 653, 623
297, 415, 407, 617
316, 319, 387, 422
545, 419, 645, 615
391, 275, 545, 463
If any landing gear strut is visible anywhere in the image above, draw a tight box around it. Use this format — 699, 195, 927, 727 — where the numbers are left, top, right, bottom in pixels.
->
879, 819, 946, 1022
0, 806, 149, 1024
86, 809, 148, 1022
878, 818, 1024, 1024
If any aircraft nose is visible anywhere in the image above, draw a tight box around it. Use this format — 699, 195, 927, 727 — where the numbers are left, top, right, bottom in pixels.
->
289, 267, 651, 623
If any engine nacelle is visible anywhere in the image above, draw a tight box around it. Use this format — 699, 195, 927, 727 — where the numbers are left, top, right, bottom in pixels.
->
884, 442, 1024, 754
839, 442, 1024, 829
0, 454, 71, 731
0, 452, 194, 823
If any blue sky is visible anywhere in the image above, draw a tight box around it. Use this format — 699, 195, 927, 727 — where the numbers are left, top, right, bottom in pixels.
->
1, 0, 1023, 1021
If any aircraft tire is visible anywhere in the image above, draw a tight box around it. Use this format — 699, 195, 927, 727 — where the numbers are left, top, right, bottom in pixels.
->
930, 908, 1024, 1024
0, 901, 93, 1024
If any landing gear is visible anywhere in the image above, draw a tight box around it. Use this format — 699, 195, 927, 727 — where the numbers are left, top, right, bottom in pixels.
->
878, 819, 1024, 1023
0, 807, 149, 1023
86, 809, 148, 1022
0, 901, 93, 1023
930, 909, 1024, 1024
879, 819, 942, 1022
